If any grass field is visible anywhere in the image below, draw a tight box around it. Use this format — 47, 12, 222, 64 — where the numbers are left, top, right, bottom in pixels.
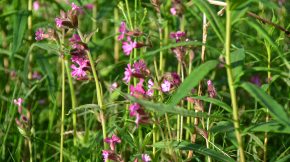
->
0, 0, 290, 161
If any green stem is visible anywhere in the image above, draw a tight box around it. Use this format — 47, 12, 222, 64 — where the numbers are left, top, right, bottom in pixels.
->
28, 138, 32, 162
64, 60, 77, 146
86, 50, 107, 148
225, 2, 245, 162
60, 58, 65, 162
263, 42, 271, 162
125, 0, 133, 30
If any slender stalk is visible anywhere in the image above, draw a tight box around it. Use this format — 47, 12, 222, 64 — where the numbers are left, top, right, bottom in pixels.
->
206, 103, 212, 162
28, 0, 32, 41
263, 42, 271, 162
125, 0, 133, 30
64, 60, 77, 146
114, 8, 120, 62
86, 50, 107, 148
60, 58, 65, 162
225, 2, 245, 161
28, 138, 32, 162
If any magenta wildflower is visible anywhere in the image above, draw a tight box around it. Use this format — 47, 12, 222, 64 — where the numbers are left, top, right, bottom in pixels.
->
141, 154, 151, 162
35, 28, 44, 41
123, 64, 132, 83
161, 80, 171, 92
33, 1, 40, 11
122, 37, 137, 56
170, 7, 177, 15
250, 75, 262, 87
104, 134, 121, 151
110, 82, 118, 91
207, 80, 217, 98
71, 58, 89, 79
71, 2, 80, 11
14, 98, 23, 114
170, 31, 186, 42
171, 72, 181, 86
69, 34, 81, 43
85, 4, 94, 10
118, 21, 127, 41
129, 103, 140, 117
55, 18, 63, 28
32, 71, 41, 80
146, 79, 154, 96
102, 150, 119, 162
14, 98, 23, 107
130, 79, 146, 98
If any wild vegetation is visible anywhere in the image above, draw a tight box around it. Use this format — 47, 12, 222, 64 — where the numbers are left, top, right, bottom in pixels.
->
0, 0, 289, 161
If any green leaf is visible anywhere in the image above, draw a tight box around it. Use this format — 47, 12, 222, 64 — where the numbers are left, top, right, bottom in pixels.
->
247, 20, 290, 69
231, 48, 245, 81
192, 96, 232, 113
210, 121, 234, 133
11, 10, 29, 59
240, 82, 290, 126
154, 141, 235, 162
169, 60, 219, 106
244, 121, 290, 134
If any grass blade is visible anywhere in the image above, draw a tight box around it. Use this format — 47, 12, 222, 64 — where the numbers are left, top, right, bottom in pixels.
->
240, 82, 290, 126
169, 60, 219, 106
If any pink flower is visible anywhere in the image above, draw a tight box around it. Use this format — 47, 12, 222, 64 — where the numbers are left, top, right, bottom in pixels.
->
170, 7, 177, 15
146, 89, 154, 97
148, 79, 154, 89
129, 103, 140, 117
161, 80, 171, 92
14, 98, 23, 107
55, 18, 63, 28
71, 3, 80, 11
146, 79, 154, 96
102, 150, 120, 161
14, 98, 23, 114
71, 58, 89, 79
171, 72, 181, 86
170, 31, 186, 42
85, 4, 94, 10
141, 154, 151, 162
118, 21, 127, 41
32, 71, 41, 80
123, 64, 132, 83
69, 34, 81, 43
207, 80, 217, 98
130, 79, 146, 98
122, 37, 137, 56
110, 82, 118, 91
33, 1, 40, 11
250, 75, 262, 87
104, 134, 121, 151
35, 28, 44, 41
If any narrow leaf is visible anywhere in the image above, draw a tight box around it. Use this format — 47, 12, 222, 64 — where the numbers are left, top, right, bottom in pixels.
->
169, 60, 219, 106
154, 141, 235, 162
240, 82, 290, 126
244, 121, 290, 134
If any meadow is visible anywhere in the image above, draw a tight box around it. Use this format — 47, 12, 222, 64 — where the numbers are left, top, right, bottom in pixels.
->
0, 0, 290, 161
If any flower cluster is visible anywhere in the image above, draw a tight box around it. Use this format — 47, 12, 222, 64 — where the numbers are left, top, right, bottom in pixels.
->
118, 22, 145, 56
102, 134, 123, 162
13, 98, 30, 130
69, 34, 90, 80
160, 72, 181, 93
